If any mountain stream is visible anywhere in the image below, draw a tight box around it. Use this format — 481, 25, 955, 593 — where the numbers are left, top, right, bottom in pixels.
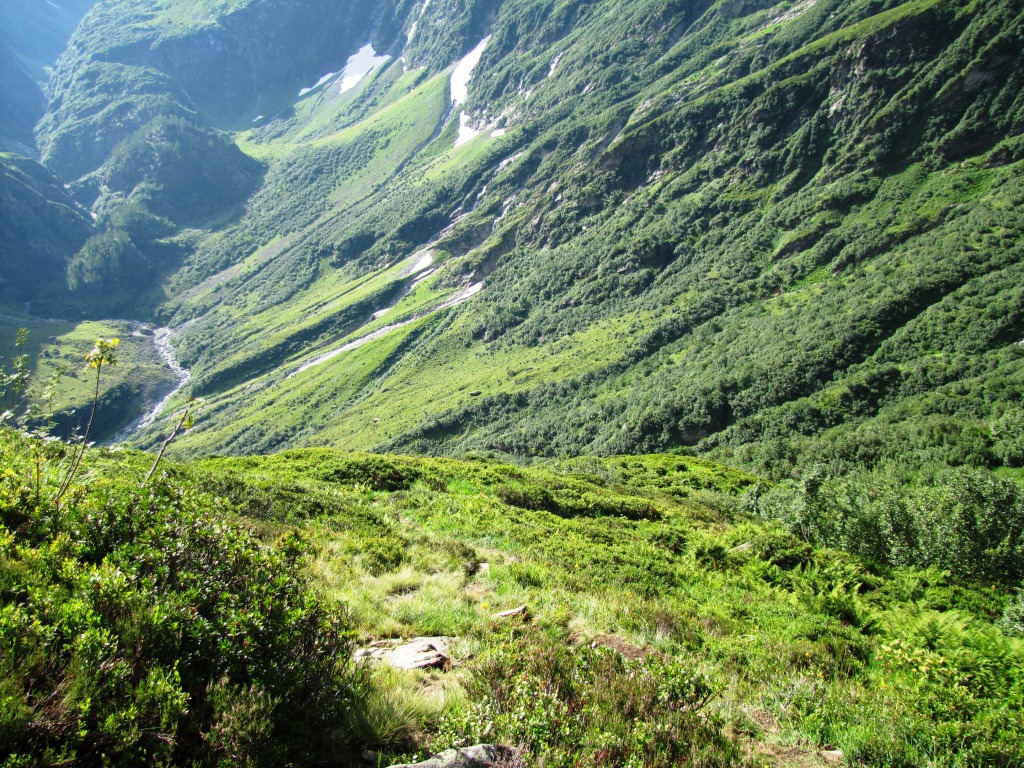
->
115, 326, 191, 441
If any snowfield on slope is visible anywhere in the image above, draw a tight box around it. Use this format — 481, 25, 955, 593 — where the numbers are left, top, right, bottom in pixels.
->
452, 36, 493, 146
288, 281, 483, 378
297, 43, 390, 98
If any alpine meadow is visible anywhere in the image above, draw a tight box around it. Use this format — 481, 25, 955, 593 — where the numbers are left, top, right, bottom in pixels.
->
1, 0, 1023, 766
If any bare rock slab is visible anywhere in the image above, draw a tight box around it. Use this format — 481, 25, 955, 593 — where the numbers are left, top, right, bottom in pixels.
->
354, 637, 453, 670
387, 744, 516, 768
492, 605, 527, 619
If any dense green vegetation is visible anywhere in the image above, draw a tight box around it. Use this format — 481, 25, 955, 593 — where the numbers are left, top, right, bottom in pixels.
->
0, 154, 93, 306
29, 0, 1016, 473
0, 430, 359, 766
2, 429, 1022, 766
8, 0, 1020, 471
6, 0, 1024, 760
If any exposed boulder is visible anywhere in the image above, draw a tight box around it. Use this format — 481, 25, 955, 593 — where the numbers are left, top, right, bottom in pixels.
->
492, 605, 528, 620
354, 636, 453, 670
387, 744, 517, 768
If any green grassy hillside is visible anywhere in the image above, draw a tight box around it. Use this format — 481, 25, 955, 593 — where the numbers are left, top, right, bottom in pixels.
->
12, 0, 1019, 474
1, 428, 1021, 766
8, 2, 1024, 763
42, 0, 1014, 477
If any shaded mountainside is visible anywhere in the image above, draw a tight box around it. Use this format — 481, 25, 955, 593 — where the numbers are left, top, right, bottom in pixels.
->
0, 0, 99, 316
9, 0, 1024, 468
0, 0, 96, 153
0, 153, 94, 304
0, 42, 47, 155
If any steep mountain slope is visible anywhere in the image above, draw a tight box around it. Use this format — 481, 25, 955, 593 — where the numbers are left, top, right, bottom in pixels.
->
5, 8, 1024, 764
0, 0, 100, 317
0, 0, 97, 78
0, 0, 96, 153
0, 153, 94, 303
0, 43, 46, 155
21, 0, 1024, 467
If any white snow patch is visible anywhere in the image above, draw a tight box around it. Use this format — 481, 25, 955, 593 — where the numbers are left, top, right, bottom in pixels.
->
289, 322, 416, 377
288, 281, 484, 378
548, 52, 564, 78
365, 255, 436, 322
339, 44, 390, 94
497, 151, 525, 171
456, 112, 483, 147
451, 35, 491, 105
412, 268, 436, 285
295, 44, 389, 99
456, 114, 506, 148
436, 281, 483, 310
407, 0, 433, 43
758, 0, 819, 31
411, 252, 434, 273
400, 250, 435, 277
299, 70, 338, 97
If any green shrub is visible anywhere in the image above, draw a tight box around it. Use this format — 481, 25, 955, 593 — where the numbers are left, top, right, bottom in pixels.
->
991, 408, 1024, 467
998, 589, 1024, 636
0, 429, 360, 766
758, 466, 1024, 586
439, 628, 742, 767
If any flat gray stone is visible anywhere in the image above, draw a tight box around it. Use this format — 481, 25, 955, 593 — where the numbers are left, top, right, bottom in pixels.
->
354, 637, 453, 670
388, 637, 451, 670
492, 605, 527, 619
387, 744, 516, 768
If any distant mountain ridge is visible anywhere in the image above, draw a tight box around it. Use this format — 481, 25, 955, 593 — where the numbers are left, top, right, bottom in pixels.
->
5, 0, 1024, 465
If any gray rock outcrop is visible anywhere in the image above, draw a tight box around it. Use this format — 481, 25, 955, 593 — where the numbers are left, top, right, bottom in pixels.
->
387, 744, 516, 768
354, 637, 452, 670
